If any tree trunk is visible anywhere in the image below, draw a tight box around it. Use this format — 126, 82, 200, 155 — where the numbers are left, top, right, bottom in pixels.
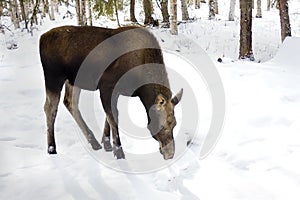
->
278, 0, 291, 42
49, 0, 55, 20
239, 0, 254, 60
195, 0, 201, 9
181, 0, 189, 20
54, 0, 59, 13
256, 0, 262, 18
44, 0, 50, 16
209, 0, 215, 19
267, 0, 270, 11
87, 0, 92, 25
251, 0, 254, 8
143, 0, 152, 25
214, 0, 218, 14
228, 0, 236, 21
19, 0, 28, 29
160, 0, 169, 23
29, 0, 39, 26
11, 0, 20, 29
114, 0, 120, 27
81, 0, 87, 25
41, 0, 46, 17
130, 0, 137, 22
0, 1, 3, 16
75, 0, 82, 25
170, 0, 177, 35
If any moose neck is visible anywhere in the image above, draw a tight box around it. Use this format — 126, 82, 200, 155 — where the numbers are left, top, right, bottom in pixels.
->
138, 84, 172, 115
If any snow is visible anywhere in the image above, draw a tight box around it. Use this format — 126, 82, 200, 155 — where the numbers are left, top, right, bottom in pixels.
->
1, 0, 300, 199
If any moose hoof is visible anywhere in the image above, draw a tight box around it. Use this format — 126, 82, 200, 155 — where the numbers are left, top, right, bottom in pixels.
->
113, 146, 125, 159
103, 141, 113, 152
48, 146, 57, 154
91, 140, 102, 150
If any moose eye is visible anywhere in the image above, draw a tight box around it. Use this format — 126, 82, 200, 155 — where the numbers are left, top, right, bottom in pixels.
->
159, 99, 165, 105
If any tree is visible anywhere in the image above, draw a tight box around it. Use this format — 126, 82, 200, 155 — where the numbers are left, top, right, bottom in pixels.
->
278, 0, 291, 42
181, 0, 189, 20
160, 0, 169, 23
81, 0, 87, 25
130, 0, 137, 22
19, 0, 28, 29
87, 0, 93, 25
214, 0, 218, 14
10, 0, 20, 29
0, 1, 3, 17
256, 0, 262, 18
75, 0, 82, 25
41, 0, 50, 18
195, 0, 201, 9
143, 0, 152, 25
49, 0, 55, 20
114, 0, 120, 26
30, 0, 40, 26
208, 0, 215, 19
228, 0, 236, 21
267, 0, 271, 11
170, 0, 177, 34
239, 0, 254, 60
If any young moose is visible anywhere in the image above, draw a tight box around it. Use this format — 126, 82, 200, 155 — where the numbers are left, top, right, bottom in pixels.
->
40, 26, 183, 160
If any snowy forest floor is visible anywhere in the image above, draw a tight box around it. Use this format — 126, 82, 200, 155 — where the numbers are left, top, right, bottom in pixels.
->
1, 0, 300, 199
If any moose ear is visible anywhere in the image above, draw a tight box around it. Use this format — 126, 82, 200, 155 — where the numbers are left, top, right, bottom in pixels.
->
171, 89, 183, 105
156, 94, 167, 106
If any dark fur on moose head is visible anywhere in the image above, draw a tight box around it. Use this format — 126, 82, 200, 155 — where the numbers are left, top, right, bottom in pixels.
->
40, 25, 183, 160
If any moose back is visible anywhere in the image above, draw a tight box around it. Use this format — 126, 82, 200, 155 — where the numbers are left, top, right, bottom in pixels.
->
40, 26, 183, 159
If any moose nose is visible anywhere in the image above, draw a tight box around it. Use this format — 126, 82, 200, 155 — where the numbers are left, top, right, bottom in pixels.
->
159, 141, 175, 160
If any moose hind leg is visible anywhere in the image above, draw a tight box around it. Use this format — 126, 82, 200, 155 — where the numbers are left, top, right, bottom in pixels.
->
106, 115, 125, 159
44, 89, 61, 154
63, 80, 102, 150
102, 118, 113, 151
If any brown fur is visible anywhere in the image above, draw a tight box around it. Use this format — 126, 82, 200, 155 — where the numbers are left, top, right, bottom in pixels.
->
40, 25, 182, 159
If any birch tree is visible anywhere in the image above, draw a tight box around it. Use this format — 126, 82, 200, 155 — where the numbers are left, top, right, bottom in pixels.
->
81, 0, 87, 25
195, 0, 201, 9
239, 0, 254, 60
208, 0, 215, 19
87, 0, 92, 25
10, 0, 20, 29
267, 0, 270, 11
278, 0, 291, 42
181, 0, 189, 20
228, 0, 236, 21
49, 0, 55, 20
170, 0, 177, 35
256, 0, 262, 18
41, 0, 49, 18
214, 0, 218, 14
19, 0, 28, 29
75, 0, 82, 25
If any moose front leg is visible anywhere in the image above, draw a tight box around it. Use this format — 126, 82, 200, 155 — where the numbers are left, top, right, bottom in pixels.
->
101, 92, 125, 159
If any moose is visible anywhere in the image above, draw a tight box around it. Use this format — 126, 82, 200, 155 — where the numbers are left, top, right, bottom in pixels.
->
39, 25, 183, 160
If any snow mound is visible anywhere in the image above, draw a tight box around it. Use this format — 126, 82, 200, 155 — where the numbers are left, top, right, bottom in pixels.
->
270, 37, 300, 68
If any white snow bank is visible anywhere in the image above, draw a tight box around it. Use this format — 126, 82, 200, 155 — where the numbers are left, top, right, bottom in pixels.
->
269, 37, 300, 68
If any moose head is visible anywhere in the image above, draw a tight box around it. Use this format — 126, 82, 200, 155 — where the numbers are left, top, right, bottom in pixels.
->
147, 89, 183, 160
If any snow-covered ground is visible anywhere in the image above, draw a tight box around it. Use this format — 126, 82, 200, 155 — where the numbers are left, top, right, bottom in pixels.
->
1, 0, 300, 199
